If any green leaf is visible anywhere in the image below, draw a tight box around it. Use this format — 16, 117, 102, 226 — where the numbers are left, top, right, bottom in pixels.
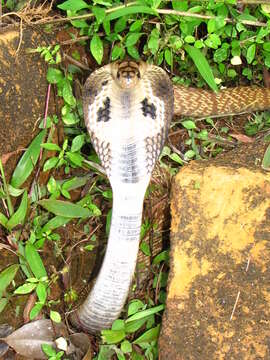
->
92, 6, 106, 24
46, 67, 64, 84
6, 191, 28, 230
101, 329, 126, 344
38, 199, 91, 218
41, 216, 71, 233
125, 317, 149, 333
0, 298, 8, 313
140, 241, 150, 256
0, 264, 20, 294
121, 340, 132, 353
125, 33, 142, 47
50, 310, 61, 323
36, 282, 47, 303
7, 184, 25, 197
71, 134, 85, 152
105, 6, 156, 21
63, 79, 76, 107
11, 130, 46, 188
126, 304, 164, 322
164, 49, 172, 66
30, 303, 43, 320
90, 34, 104, 65
58, 0, 89, 11
114, 17, 127, 33
184, 44, 218, 92
128, 299, 144, 316
43, 157, 59, 172
262, 144, 270, 171
127, 46, 139, 60
25, 242, 47, 279
246, 43, 256, 64
133, 325, 160, 344
14, 283, 37, 294
153, 250, 169, 265
111, 45, 124, 61
0, 212, 8, 228
182, 120, 196, 130
41, 344, 56, 357
41, 143, 61, 151
66, 151, 84, 166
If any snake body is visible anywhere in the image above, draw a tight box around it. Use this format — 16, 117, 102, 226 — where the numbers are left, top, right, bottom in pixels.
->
71, 61, 174, 333
71, 61, 270, 333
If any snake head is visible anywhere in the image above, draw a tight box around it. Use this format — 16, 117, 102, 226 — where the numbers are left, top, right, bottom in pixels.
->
111, 60, 146, 89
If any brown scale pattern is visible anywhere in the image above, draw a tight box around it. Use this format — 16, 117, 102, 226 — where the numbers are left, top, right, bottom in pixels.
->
173, 85, 270, 118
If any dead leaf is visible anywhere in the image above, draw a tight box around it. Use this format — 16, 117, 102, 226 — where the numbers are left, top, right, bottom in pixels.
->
229, 133, 254, 143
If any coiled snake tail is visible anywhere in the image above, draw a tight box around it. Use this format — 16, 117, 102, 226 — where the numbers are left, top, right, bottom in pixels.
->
70, 61, 174, 333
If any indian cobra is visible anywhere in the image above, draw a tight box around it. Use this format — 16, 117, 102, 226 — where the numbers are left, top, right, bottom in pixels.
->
71, 60, 270, 333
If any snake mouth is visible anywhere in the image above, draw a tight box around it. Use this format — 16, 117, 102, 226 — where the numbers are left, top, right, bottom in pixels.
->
112, 60, 143, 89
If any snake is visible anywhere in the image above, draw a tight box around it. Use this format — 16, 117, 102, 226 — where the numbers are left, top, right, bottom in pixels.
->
70, 60, 270, 333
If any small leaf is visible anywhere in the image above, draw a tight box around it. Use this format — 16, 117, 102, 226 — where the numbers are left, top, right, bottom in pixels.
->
43, 157, 59, 172
121, 340, 132, 353
36, 282, 47, 303
105, 6, 156, 21
6, 191, 28, 230
46, 67, 63, 84
133, 325, 160, 344
0, 298, 8, 313
50, 310, 61, 323
62, 79, 76, 107
262, 144, 270, 171
125, 33, 142, 47
184, 44, 218, 92
101, 329, 126, 344
0, 264, 20, 294
0, 212, 8, 228
92, 6, 106, 24
246, 43, 256, 64
90, 34, 104, 65
11, 130, 46, 188
30, 303, 44, 320
41, 143, 61, 151
38, 199, 91, 218
25, 242, 47, 279
58, 0, 89, 11
126, 304, 164, 322
128, 299, 144, 316
14, 283, 37, 295
182, 120, 196, 130
71, 134, 85, 152
41, 216, 71, 233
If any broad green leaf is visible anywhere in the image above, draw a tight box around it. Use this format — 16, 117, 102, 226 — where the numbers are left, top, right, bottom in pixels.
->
30, 303, 43, 320
25, 242, 47, 279
0, 264, 20, 293
38, 199, 91, 218
262, 144, 270, 171
66, 152, 84, 166
6, 191, 28, 230
125, 33, 142, 47
127, 46, 140, 60
114, 16, 127, 33
111, 45, 124, 61
8, 184, 25, 197
184, 44, 218, 92
14, 283, 37, 294
133, 325, 160, 344
92, 6, 106, 24
41, 215, 71, 233
46, 67, 64, 84
126, 304, 164, 322
36, 282, 47, 303
101, 329, 126, 344
50, 310, 61, 323
0, 298, 8, 313
11, 130, 46, 188
0, 212, 8, 228
246, 43, 256, 64
43, 157, 59, 172
58, 0, 89, 11
41, 143, 61, 151
182, 120, 196, 130
71, 134, 85, 152
153, 250, 169, 264
62, 79, 76, 107
121, 340, 132, 353
90, 34, 104, 65
128, 299, 144, 316
105, 6, 156, 21
41, 343, 56, 357
125, 317, 149, 333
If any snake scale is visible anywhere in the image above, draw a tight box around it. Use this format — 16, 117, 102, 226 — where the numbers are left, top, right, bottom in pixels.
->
70, 60, 270, 333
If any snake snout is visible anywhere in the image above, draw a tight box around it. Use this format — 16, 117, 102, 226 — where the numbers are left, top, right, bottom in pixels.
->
114, 60, 141, 89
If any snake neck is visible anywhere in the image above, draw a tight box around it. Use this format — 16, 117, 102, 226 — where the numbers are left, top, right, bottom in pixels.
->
71, 183, 148, 333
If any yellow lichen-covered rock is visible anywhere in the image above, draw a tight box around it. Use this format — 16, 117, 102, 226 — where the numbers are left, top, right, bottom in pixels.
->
159, 140, 270, 360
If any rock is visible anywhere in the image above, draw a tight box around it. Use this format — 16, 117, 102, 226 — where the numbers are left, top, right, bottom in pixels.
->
159, 140, 270, 359
0, 25, 56, 180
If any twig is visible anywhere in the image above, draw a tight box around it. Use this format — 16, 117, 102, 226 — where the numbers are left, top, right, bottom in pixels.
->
63, 53, 90, 71
15, 17, 23, 55
230, 290, 240, 321
59, 35, 89, 46
83, 159, 106, 176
